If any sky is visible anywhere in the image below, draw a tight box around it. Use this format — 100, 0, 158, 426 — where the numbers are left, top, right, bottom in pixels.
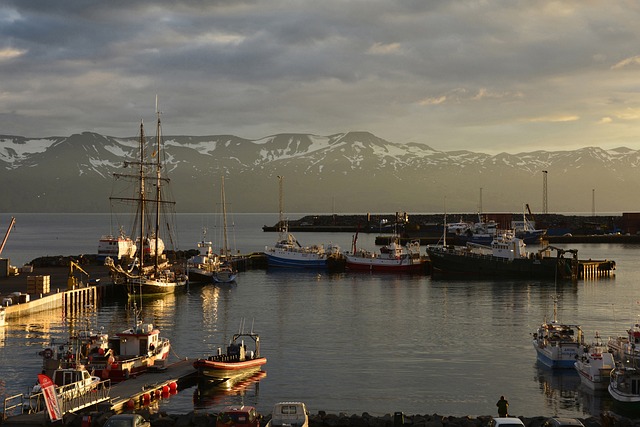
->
1, 1, 640, 154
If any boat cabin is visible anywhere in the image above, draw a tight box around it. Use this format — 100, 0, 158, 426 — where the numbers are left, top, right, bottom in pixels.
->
491, 232, 527, 259
114, 323, 161, 356
52, 368, 93, 388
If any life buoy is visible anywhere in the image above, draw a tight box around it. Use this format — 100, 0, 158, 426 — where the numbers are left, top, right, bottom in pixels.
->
43, 348, 54, 359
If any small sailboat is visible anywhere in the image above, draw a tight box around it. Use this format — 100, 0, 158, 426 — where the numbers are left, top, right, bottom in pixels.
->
187, 176, 238, 283
105, 98, 187, 295
214, 176, 238, 283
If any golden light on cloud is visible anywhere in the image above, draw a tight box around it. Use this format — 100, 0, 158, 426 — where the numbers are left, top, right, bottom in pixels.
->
611, 55, 640, 69
367, 42, 401, 55
0, 48, 25, 60
527, 115, 580, 123
598, 117, 613, 124
418, 96, 447, 106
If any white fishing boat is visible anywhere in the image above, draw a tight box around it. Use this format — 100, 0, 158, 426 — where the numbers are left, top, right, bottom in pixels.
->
87, 303, 171, 382
533, 296, 584, 369
574, 332, 615, 390
97, 227, 137, 261
607, 321, 640, 365
609, 364, 640, 409
265, 176, 340, 269
105, 98, 187, 295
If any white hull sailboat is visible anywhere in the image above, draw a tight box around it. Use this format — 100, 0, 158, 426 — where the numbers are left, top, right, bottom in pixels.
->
187, 176, 238, 283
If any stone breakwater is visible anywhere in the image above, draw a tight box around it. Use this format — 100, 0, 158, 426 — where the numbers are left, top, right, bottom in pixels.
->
49, 410, 636, 427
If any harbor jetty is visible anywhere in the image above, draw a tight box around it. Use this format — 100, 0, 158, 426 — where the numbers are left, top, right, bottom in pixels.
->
262, 212, 640, 243
0, 408, 631, 427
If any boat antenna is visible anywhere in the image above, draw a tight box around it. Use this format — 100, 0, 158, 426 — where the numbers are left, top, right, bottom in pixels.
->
250, 318, 255, 334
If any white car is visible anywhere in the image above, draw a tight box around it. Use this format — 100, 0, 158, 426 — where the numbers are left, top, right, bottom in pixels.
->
490, 418, 526, 427
265, 402, 309, 427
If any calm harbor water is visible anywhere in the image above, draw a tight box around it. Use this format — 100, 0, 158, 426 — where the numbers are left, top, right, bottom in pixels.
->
0, 213, 638, 419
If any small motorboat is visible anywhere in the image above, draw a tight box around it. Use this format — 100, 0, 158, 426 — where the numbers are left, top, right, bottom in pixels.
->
193, 321, 266, 384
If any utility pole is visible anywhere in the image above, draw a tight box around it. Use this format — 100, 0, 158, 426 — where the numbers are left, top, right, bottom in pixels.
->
592, 189, 596, 217
542, 171, 548, 214
277, 175, 284, 232
479, 187, 483, 215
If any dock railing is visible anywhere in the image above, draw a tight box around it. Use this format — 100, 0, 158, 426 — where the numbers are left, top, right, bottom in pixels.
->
2, 379, 111, 420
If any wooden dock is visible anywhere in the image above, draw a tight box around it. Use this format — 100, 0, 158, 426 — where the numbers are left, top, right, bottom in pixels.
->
107, 358, 197, 412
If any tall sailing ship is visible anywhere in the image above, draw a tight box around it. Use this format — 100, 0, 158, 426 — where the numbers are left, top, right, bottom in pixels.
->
105, 99, 187, 295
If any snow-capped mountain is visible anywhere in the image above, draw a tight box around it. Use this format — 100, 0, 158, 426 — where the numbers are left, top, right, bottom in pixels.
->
1, 131, 639, 213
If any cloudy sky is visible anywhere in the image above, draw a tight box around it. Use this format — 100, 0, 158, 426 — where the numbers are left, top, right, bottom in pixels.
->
1, 1, 640, 153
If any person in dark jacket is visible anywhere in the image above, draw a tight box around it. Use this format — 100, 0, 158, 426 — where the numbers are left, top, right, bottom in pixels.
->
496, 395, 509, 417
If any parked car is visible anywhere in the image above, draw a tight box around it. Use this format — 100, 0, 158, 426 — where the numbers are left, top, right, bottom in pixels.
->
103, 413, 151, 427
543, 418, 585, 427
489, 417, 526, 427
266, 402, 309, 427
216, 405, 260, 427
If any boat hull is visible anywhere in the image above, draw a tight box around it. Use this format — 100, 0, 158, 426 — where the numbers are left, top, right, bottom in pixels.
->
427, 246, 574, 279
266, 253, 328, 269
193, 357, 267, 383
534, 342, 581, 369
91, 343, 170, 382
344, 256, 426, 272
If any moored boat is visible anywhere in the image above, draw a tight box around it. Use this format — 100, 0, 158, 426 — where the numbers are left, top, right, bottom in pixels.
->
609, 364, 640, 410
607, 322, 640, 365
193, 321, 266, 384
88, 307, 171, 382
105, 99, 187, 295
533, 297, 584, 369
344, 233, 425, 273
427, 229, 578, 280
97, 228, 136, 261
265, 176, 340, 269
574, 332, 615, 390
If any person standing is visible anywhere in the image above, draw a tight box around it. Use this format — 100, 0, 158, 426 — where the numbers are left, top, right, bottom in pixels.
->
496, 395, 509, 417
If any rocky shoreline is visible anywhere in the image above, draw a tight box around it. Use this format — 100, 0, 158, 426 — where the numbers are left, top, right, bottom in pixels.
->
46, 410, 638, 427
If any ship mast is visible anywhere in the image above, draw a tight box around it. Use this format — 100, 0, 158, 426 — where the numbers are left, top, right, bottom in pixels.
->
221, 175, 229, 258
139, 121, 146, 274
154, 96, 162, 273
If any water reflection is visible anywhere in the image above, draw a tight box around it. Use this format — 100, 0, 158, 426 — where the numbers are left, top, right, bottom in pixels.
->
534, 362, 581, 414
193, 370, 266, 409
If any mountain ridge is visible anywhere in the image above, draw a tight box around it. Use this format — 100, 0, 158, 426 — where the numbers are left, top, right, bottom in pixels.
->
1, 131, 639, 213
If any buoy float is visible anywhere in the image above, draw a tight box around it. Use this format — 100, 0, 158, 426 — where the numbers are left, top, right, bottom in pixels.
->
143, 393, 151, 403
126, 399, 135, 409
154, 389, 161, 399
162, 385, 170, 393
169, 381, 178, 391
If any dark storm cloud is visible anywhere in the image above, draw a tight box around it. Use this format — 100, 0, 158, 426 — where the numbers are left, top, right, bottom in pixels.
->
1, 1, 640, 152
